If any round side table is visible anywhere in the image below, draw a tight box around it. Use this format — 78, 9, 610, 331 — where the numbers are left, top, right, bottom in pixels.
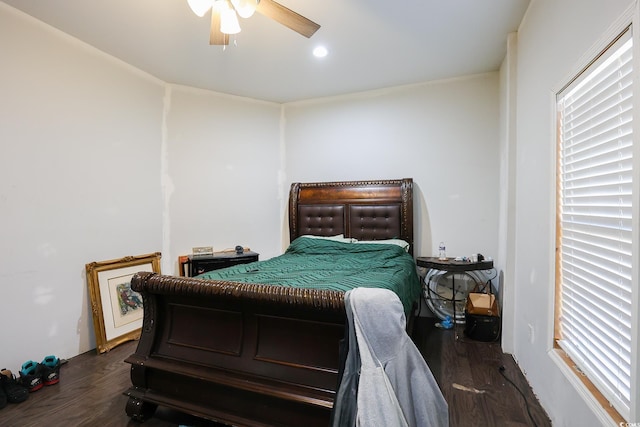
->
416, 257, 494, 323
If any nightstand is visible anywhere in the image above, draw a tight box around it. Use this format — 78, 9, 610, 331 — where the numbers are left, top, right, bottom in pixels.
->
184, 251, 259, 277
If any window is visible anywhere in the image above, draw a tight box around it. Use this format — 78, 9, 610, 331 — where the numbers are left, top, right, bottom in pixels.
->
555, 27, 633, 422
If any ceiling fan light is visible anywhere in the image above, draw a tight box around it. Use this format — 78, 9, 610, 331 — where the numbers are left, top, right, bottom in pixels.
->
220, 6, 242, 34
230, 0, 257, 19
187, 0, 213, 17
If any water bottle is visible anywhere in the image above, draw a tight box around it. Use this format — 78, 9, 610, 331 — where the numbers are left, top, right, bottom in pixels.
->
438, 241, 446, 260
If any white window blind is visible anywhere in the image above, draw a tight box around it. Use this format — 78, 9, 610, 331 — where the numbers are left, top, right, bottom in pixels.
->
556, 27, 633, 420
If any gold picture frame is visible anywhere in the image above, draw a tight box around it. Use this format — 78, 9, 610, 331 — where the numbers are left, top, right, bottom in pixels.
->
86, 252, 161, 354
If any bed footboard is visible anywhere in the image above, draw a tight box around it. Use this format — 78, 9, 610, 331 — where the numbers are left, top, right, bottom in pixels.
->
124, 272, 346, 427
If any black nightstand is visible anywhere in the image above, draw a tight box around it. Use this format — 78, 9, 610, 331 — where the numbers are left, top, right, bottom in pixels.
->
186, 251, 259, 277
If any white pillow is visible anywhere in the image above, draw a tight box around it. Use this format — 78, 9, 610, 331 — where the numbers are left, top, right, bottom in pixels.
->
299, 234, 357, 243
354, 238, 411, 252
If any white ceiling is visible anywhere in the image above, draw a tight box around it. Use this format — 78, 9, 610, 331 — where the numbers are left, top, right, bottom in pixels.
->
2, 0, 530, 103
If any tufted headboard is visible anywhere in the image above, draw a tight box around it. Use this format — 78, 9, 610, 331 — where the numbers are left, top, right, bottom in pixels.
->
288, 178, 414, 254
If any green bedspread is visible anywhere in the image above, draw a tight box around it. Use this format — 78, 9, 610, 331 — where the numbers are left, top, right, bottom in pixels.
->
197, 236, 422, 313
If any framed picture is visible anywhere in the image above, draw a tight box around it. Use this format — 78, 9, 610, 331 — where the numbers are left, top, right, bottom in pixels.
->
86, 252, 161, 354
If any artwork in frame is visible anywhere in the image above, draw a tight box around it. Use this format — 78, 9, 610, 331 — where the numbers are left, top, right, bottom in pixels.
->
86, 252, 161, 354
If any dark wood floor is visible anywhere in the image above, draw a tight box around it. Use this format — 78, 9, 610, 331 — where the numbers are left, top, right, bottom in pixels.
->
1, 317, 550, 427
414, 318, 551, 427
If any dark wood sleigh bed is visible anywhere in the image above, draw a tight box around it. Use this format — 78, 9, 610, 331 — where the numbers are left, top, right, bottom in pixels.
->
124, 178, 416, 426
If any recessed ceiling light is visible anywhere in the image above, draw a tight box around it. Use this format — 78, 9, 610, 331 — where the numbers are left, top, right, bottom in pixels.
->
313, 46, 328, 58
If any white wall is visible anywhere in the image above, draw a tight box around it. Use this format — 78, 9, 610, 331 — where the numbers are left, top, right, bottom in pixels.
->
163, 85, 283, 267
510, 0, 635, 425
284, 75, 501, 262
0, 5, 164, 369
497, 32, 518, 353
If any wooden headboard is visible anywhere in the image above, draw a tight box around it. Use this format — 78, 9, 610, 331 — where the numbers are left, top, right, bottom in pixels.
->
288, 178, 414, 254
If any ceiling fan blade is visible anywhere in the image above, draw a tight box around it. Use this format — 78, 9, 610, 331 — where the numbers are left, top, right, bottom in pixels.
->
210, 8, 229, 45
255, 0, 320, 38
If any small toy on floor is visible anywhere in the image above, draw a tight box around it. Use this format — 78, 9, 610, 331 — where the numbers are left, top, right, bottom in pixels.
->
435, 315, 453, 329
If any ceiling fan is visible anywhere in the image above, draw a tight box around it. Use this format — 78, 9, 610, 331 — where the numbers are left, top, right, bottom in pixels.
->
187, 0, 321, 45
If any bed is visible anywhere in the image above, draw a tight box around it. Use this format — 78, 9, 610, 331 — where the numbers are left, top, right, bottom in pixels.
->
124, 178, 420, 426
